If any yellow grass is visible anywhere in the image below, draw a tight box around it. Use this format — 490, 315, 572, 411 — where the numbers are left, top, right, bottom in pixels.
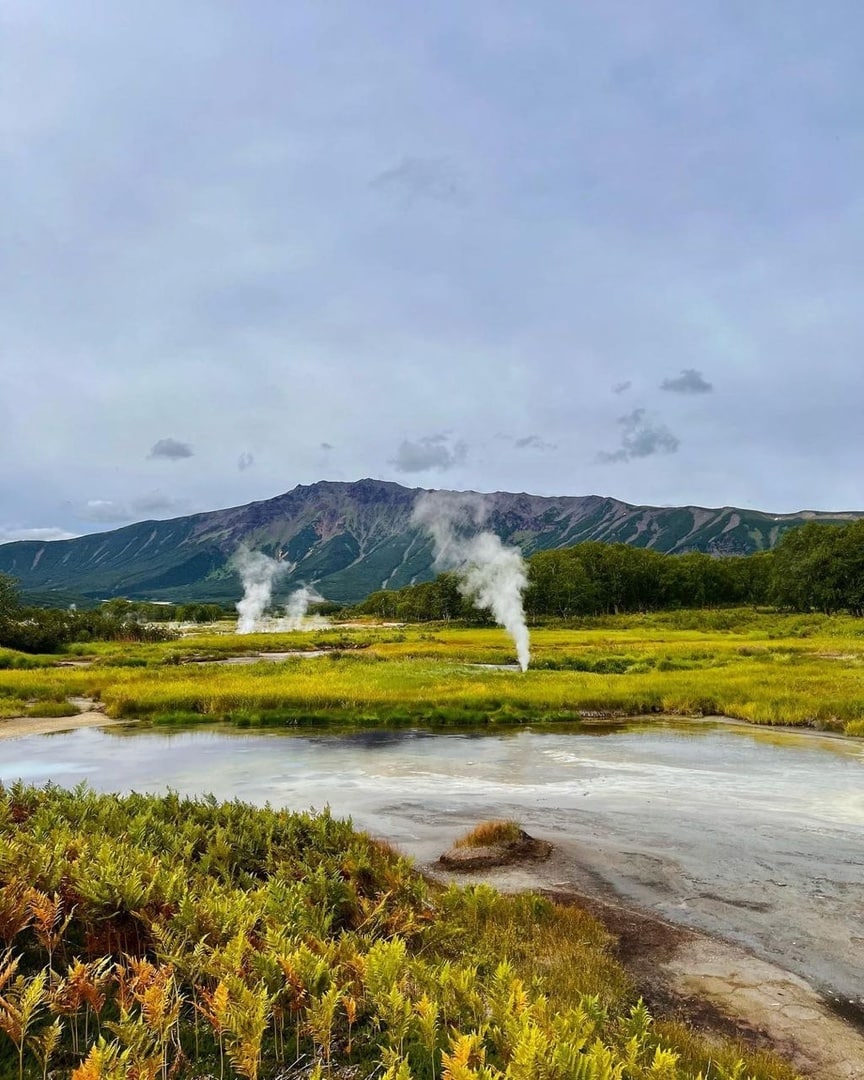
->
453, 820, 523, 848
1, 612, 863, 735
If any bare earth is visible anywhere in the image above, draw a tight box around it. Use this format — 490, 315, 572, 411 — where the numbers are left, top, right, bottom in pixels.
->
428, 851, 864, 1080
0, 711, 123, 741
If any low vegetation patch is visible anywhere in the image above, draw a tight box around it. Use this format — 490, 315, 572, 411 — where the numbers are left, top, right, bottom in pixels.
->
441, 821, 553, 872
0, 785, 795, 1079
21, 700, 79, 718
453, 820, 524, 848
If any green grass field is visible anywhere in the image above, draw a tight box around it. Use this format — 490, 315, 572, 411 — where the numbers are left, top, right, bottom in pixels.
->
2, 609, 864, 736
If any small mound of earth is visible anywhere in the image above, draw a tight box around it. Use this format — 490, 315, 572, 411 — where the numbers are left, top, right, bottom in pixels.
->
439, 829, 553, 871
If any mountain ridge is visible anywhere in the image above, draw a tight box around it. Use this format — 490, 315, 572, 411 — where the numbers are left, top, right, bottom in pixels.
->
1, 479, 860, 605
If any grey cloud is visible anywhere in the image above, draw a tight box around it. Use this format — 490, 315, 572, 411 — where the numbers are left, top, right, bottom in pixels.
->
390, 434, 468, 473
131, 492, 187, 516
612, 381, 632, 395
237, 451, 255, 471
514, 435, 558, 451
660, 369, 714, 394
1, 3, 863, 526
148, 438, 194, 461
596, 409, 680, 464
371, 156, 467, 206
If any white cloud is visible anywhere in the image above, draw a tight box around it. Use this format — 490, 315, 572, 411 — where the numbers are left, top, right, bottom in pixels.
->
80, 500, 132, 523
78, 493, 187, 523
0, 526, 80, 544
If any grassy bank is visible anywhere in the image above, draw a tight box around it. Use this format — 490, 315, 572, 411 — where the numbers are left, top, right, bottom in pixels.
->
1, 612, 864, 735
0, 785, 795, 1079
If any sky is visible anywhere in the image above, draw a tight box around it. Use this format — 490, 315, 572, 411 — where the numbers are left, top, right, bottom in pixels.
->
2, 1, 863, 542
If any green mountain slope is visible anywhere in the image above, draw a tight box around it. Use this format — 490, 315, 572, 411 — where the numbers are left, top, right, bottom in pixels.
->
1, 479, 860, 605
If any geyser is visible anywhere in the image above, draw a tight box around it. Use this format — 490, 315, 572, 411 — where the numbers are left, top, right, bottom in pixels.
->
413, 491, 531, 671
279, 584, 327, 632
233, 546, 289, 634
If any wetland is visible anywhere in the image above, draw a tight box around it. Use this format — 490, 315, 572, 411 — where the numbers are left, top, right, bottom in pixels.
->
2, 719, 861, 1011
2, 612, 864, 1078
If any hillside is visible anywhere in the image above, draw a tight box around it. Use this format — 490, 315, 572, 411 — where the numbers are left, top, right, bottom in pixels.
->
0, 479, 860, 605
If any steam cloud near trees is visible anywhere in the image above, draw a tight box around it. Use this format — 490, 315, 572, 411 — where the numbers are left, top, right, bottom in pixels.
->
413, 491, 531, 670
232, 546, 325, 633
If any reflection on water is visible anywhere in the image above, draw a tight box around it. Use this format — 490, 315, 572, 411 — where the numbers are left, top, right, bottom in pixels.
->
2, 719, 863, 1002
2, 720, 862, 831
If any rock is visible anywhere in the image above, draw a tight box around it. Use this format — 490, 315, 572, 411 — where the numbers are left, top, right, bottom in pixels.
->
439, 829, 553, 871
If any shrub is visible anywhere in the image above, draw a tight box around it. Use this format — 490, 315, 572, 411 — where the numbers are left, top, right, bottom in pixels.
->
453, 820, 523, 848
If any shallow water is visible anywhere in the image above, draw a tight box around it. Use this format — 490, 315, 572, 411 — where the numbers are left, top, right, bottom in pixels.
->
200, 650, 329, 665
2, 720, 862, 1004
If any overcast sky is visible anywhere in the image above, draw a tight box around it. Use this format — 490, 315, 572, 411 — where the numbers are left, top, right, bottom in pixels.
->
2, 1, 863, 542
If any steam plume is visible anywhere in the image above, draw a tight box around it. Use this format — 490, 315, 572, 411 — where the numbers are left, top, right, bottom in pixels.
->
278, 584, 327, 631
413, 492, 531, 671
233, 546, 289, 634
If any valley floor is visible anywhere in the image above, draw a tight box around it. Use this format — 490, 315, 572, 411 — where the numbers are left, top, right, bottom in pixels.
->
3, 609, 864, 735
2, 610, 864, 1076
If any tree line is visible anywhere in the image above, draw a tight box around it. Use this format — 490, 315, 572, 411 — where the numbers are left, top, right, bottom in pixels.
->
3, 519, 863, 646
100, 598, 228, 623
769, 520, 864, 616
357, 520, 864, 620
0, 580, 178, 653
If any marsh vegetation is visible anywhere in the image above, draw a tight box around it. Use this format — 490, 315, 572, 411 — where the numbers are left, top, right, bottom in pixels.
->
452, 822, 524, 849
2, 611, 864, 736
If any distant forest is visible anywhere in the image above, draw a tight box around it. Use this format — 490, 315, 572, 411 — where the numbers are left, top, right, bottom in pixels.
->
357, 521, 864, 620
4, 522, 864, 651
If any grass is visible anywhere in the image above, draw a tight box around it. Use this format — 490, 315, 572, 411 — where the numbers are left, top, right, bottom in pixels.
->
21, 700, 79, 718
0, 649, 58, 670
453, 820, 524, 848
1, 610, 863, 736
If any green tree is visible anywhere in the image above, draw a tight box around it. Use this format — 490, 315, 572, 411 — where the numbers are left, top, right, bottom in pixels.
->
0, 573, 20, 619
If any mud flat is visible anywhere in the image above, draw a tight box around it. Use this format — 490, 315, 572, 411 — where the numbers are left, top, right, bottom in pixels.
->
427, 846, 864, 1080
191, 649, 329, 665
0, 711, 124, 741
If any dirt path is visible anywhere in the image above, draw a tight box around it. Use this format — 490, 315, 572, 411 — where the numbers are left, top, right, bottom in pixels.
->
427, 860, 864, 1080
0, 712, 125, 741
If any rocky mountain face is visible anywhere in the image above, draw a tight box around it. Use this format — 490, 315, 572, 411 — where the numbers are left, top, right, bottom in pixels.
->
1, 479, 859, 605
